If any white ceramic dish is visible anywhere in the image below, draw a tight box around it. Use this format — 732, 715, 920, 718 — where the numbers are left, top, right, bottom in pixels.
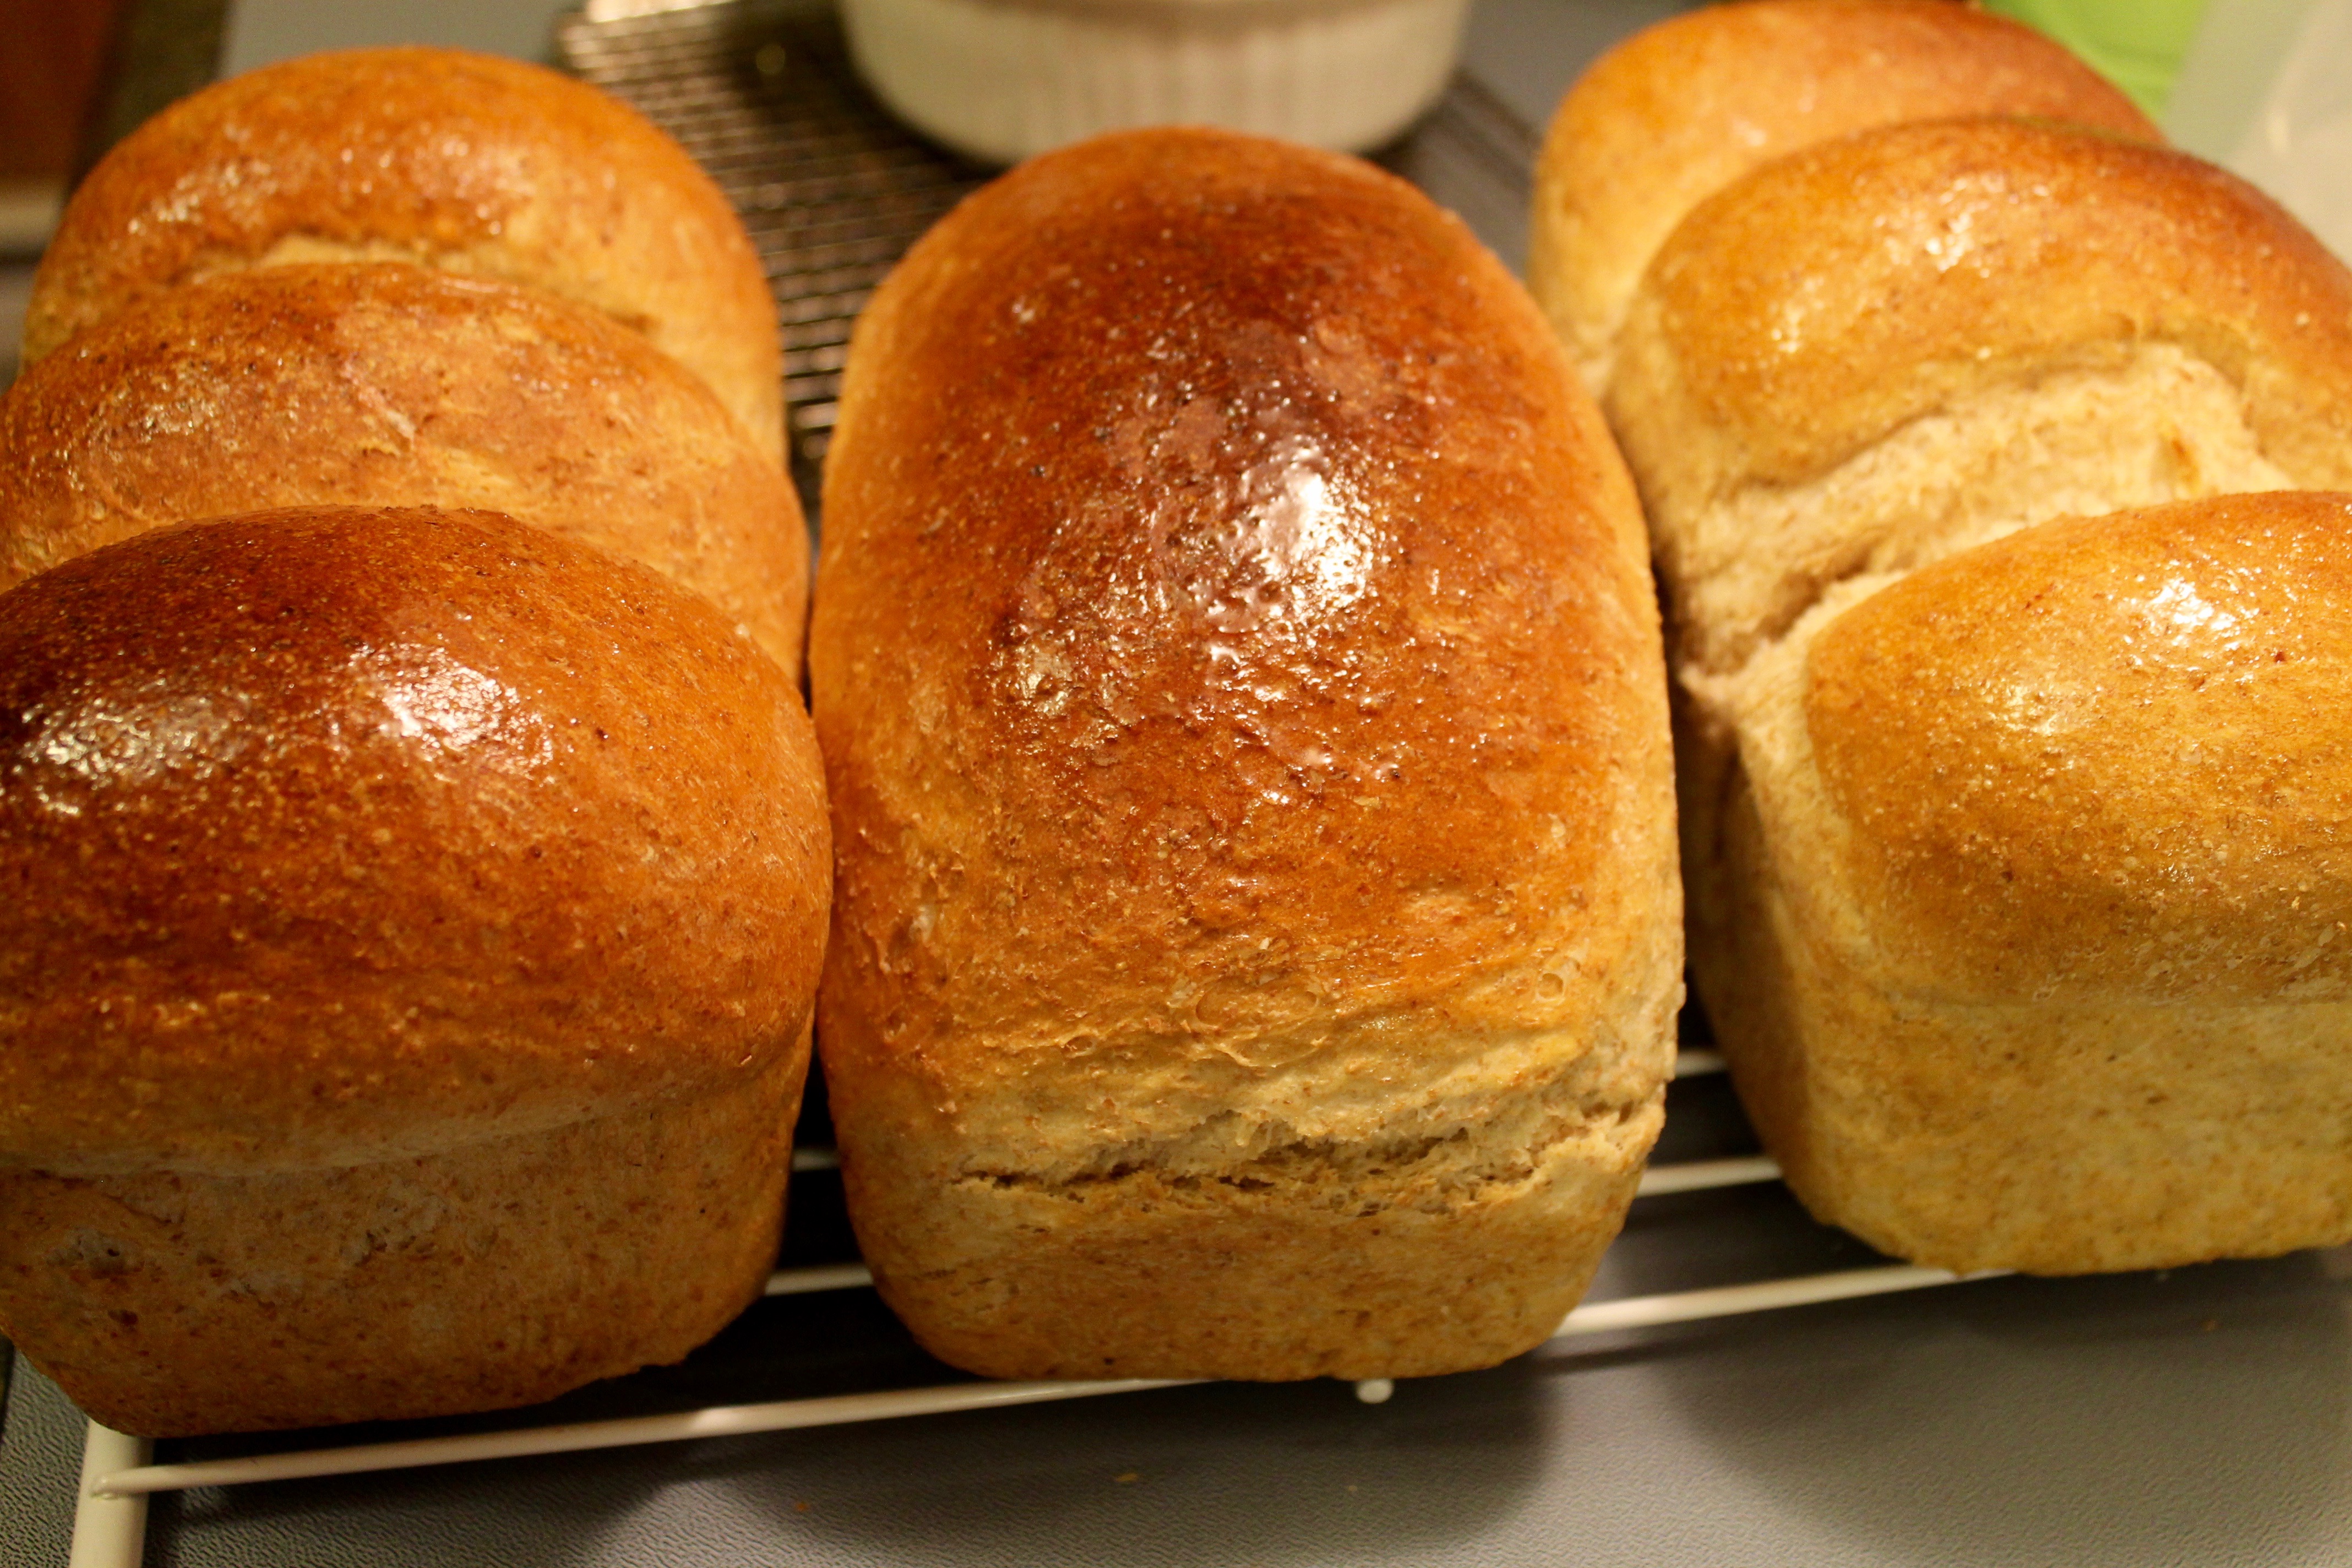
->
841, 0, 1469, 164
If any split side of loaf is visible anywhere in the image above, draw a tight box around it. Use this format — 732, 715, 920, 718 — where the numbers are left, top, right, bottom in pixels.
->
1711, 493, 2352, 1273
0, 507, 832, 1433
0, 263, 809, 674
1529, 0, 2157, 392
23, 47, 785, 461
1609, 120, 2352, 1273
1614, 118, 2352, 684
812, 127, 1679, 1381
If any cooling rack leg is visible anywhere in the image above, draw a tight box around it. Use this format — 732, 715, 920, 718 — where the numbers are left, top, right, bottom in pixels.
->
70, 1419, 151, 1568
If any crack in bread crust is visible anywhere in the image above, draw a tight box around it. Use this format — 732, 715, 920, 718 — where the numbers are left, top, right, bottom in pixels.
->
953, 1083, 1658, 1216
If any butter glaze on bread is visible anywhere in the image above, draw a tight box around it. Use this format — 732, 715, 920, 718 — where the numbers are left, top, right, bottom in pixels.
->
0, 508, 831, 1432
1809, 496, 2352, 1007
1602, 117, 2352, 1275
1716, 494, 2352, 1272
23, 48, 783, 460
1529, 0, 2157, 391
812, 128, 1679, 1381
0, 264, 808, 673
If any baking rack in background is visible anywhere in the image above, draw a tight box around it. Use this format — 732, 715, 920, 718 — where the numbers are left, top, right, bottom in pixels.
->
46, 6, 1994, 1564
562, 0, 989, 518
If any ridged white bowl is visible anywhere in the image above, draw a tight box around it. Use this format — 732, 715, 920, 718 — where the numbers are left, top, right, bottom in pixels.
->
842, 0, 1470, 164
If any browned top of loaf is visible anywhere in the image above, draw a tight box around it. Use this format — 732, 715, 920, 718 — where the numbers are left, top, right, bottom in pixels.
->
21, 47, 782, 458
813, 127, 1665, 1098
1807, 491, 2352, 1003
1531, 0, 2155, 382
1625, 118, 2352, 492
0, 507, 831, 1173
0, 263, 808, 674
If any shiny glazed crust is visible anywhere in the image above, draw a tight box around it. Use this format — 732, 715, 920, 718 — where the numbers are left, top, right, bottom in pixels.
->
21, 47, 783, 460
812, 128, 1679, 1380
1706, 496, 2352, 1273
0, 507, 832, 1173
1528, 0, 2156, 391
0, 264, 809, 674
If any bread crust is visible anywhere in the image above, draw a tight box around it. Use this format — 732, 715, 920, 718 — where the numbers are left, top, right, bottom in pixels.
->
1808, 494, 2352, 1004
1614, 117, 2352, 676
1605, 115, 2352, 1275
0, 1045, 805, 1436
22, 47, 783, 460
0, 263, 808, 673
0, 507, 831, 1173
1529, 0, 2157, 390
812, 128, 1678, 1380
1696, 495, 2352, 1273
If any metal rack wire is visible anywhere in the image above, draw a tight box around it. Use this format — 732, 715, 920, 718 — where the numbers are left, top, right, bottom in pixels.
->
40, 8, 1998, 1562
562, 0, 992, 515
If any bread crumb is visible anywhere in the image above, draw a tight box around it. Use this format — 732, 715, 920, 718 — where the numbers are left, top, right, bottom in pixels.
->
1114, 1472, 1140, 1484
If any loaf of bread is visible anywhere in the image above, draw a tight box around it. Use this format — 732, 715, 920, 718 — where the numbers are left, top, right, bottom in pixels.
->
1528, 0, 2157, 392
21, 47, 784, 461
812, 127, 1679, 1381
0, 506, 831, 1435
1602, 119, 2352, 1273
1756, 491, 2352, 1272
0, 263, 808, 673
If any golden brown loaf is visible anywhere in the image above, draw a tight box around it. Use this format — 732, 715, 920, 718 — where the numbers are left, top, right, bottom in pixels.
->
1529, 0, 2157, 391
811, 127, 1679, 1381
1603, 118, 2352, 1274
22, 47, 784, 461
0, 263, 809, 673
1718, 493, 2352, 1272
0, 506, 832, 1433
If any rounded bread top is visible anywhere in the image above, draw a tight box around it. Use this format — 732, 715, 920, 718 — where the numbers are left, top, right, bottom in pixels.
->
1531, 0, 2157, 389
1617, 118, 2352, 503
0, 506, 831, 1173
813, 127, 1670, 1092
1806, 491, 2352, 1004
0, 263, 808, 674
21, 47, 783, 460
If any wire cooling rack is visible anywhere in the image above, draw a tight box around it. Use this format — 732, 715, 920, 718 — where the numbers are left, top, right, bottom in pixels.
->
562, 0, 991, 515
39, 6, 2006, 1564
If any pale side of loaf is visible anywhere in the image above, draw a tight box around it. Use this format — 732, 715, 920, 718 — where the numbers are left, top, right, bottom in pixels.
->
1609, 120, 2352, 1275
22, 47, 785, 461
812, 127, 1680, 1382
1529, 0, 2157, 392
0, 263, 809, 674
0, 1051, 799, 1436
0, 507, 832, 1433
1707, 494, 2352, 1273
